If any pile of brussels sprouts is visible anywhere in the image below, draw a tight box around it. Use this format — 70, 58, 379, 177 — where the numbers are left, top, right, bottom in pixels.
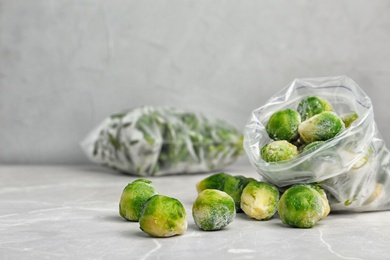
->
261, 96, 358, 162
118, 173, 331, 238
194, 172, 330, 229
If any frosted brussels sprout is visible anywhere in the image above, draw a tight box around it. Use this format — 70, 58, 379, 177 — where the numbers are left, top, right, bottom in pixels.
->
240, 181, 279, 220
260, 140, 299, 162
297, 96, 333, 121
278, 184, 330, 228
266, 108, 301, 142
119, 179, 158, 221
192, 189, 236, 231
196, 172, 255, 212
340, 112, 358, 128
298, 111, 345, 144
139, 195, 187, 237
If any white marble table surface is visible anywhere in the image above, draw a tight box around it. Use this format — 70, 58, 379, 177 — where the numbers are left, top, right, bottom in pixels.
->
1, 164, 389, 260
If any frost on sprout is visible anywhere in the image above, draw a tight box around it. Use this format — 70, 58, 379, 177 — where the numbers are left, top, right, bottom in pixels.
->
192, 189, 236, 231
266, 108, 301, 142
298, 111, 345, 144
297, 96, 333, 121
260, 140, 298, 162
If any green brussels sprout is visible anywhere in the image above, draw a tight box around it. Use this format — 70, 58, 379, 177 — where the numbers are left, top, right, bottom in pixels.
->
266, 108, 301, 142
297, 96, 333, 121
260, 140, 299, 162
340, 112, 358, 128
119, 179, 158, 221
301, 141, 325, 153
192, 189, 236, 231
278, 184, 330, 228
305, 183, 330, 219
240, 181, 280, 220
298, 111, 345, 144
196, 172, 231, 193
196, 173, 256, 212
223, 175, 256, 212
139, 195, 187, 237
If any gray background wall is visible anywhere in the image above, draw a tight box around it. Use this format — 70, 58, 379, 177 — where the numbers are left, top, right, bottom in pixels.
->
1, 0, 390, 165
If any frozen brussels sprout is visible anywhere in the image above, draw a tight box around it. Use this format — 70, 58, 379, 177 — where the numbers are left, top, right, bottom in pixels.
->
297, 96, 333, 121
240, 181, 280, 220
340, 112, 358, 128
302, 141, 325, 153
298, 111, 345, 144
139, 195, 187, 237
260, 140, 299, 162
306, 183, 330, 219
278, 184, 330, 228
196, 172, 255, 212
266, 108, 301, 142
119, 179, 158, 221
196, 172, 231, 193
192, 189, 236, 231
223, 175, 256, 212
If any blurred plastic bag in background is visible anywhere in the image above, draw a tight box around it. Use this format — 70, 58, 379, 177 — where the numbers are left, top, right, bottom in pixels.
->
244, 75, 390, 212
82, 106, 243, 176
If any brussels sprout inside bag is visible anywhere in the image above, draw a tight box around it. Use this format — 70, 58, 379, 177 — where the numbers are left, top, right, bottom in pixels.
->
82, 106, 243, 176
244, 75, 390, 212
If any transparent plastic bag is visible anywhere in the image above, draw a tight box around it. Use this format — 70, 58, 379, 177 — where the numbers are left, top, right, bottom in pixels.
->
82, 106, 243, 176
244, 75, 390, 212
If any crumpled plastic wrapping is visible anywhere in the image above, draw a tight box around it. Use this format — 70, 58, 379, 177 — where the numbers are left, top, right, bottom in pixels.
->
82, 106, 243, 176
244, 75, 390, 212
